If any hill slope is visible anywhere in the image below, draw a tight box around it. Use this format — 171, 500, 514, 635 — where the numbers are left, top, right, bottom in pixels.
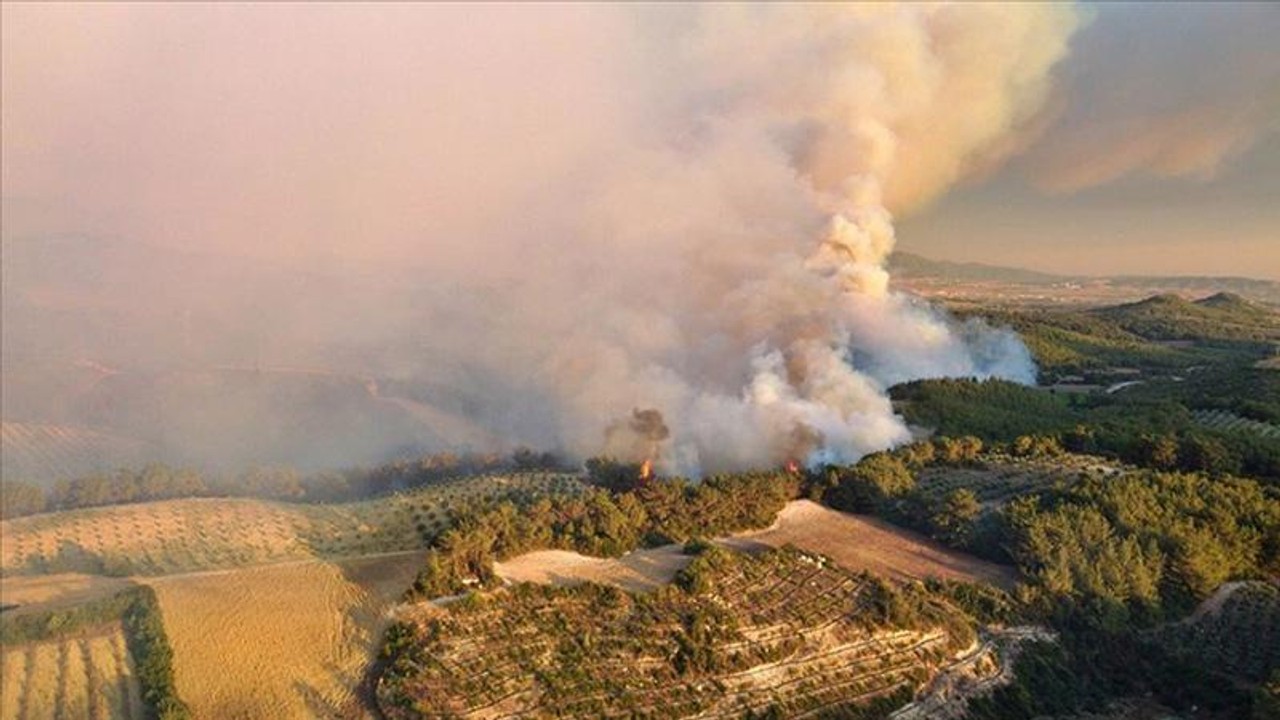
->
380, 546, 985, 719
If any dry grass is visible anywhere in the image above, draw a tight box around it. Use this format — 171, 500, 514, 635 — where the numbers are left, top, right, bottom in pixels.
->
0, 623, 140, 720
146, 553, 424, 719
719, 500, 1017, 588
493, 545, 691, 592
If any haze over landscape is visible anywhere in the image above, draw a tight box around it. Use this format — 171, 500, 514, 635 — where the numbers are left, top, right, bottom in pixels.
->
2, 4, 1279, 720
5, 2, 1276, 475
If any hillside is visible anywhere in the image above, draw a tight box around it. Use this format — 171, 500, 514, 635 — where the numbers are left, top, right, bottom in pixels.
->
888, 251, 1280, 305
1093, 292, 1280, 341
0, 473, 581, 577
1156, 581, 1280, 685
379, 546, 1007, 719
721, 500, 1016, 588
2, 365, 501, 477
0, 422, 153, 485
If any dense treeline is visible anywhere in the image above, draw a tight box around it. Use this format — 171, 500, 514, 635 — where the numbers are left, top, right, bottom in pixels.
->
812, 441, 1280, 718
122, 586, 190, 720
407, 471, 800, 598
0, 448, 570, 519
0, 585, 141, 645
1126, 364, 1280, 424
818, 441, 1280, 619
970, 293, 1279, 380
892, 378, 1280, 480
1004, 472, 1280, 618
0, 585, 189, 720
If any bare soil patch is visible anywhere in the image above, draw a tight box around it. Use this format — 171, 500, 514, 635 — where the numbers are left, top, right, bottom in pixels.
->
719, 500, 1017, 588
493, 545, 690, 592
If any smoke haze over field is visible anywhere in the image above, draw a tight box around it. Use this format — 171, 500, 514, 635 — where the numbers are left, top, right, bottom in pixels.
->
5, 3, 1270, 474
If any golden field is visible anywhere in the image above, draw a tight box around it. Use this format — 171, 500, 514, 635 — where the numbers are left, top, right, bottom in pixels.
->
0, 623, 142, 720
145, 553, 424, 719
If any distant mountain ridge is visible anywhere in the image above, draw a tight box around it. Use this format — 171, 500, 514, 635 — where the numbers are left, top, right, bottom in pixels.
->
888, 251, 1280, 292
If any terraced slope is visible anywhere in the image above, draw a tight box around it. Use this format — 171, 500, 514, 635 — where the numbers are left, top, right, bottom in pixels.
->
379, 547, 979, 719
1, 473, 582, 576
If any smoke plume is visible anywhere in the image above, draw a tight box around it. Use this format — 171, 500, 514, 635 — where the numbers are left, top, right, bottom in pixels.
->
2, 4, 1077, 475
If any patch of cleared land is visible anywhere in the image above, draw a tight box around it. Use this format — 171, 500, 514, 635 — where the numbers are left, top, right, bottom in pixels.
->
720, 500, 1017, 588
493, 545, 691, 592
1, 473, 581, 576
146, 552, 424, 720
491, 500, 1015, 594
0, 622, 143, 720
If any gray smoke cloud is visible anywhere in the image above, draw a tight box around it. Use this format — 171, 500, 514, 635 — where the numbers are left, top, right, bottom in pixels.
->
1024, 2, 1280, 193
2, 4, 1071, 476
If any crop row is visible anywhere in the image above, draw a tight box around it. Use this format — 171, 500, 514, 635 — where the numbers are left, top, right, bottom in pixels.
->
0, 625, 142, 720
379, 549, 966, 719
1191, 410, 1280, 439
1, 472, 583, 576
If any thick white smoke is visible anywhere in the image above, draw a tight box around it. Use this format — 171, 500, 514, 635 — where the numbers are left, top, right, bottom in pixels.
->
528, 4, 1072, 473
2, 3, 1080, 475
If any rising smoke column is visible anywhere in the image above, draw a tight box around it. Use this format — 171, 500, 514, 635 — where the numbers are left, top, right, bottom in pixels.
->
0, 3, 1082, 475
549, 4, 1079, 474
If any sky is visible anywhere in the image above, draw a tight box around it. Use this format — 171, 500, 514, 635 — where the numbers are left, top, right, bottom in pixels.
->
898, 2, 1280, 279
3, 2, 1277, 279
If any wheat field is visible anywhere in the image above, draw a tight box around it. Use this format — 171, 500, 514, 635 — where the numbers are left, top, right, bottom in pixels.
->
0, 624, 142, 720
146, 553, 423, 719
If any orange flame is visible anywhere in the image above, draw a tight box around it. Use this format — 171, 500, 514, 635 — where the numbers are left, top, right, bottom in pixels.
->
639, 458, 653, 481
786, 460, 801, 474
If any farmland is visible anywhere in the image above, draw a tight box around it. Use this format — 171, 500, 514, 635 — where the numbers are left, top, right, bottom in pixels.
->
148, 553, 423, 719
0, 622, 143, 720
0, 471, 585, 719
1, 473, 582, 576
912, 453, 1118, 508
380, 546, 993, 719
1192, 409, 1280, 440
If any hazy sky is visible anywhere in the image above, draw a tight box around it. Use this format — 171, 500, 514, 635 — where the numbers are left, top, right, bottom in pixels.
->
3, 2, 1278, 278
900, 2, 1280, 279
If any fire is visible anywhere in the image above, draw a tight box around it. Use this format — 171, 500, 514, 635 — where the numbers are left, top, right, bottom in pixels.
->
786, 460, 801, 475
639, 458, 653, 481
